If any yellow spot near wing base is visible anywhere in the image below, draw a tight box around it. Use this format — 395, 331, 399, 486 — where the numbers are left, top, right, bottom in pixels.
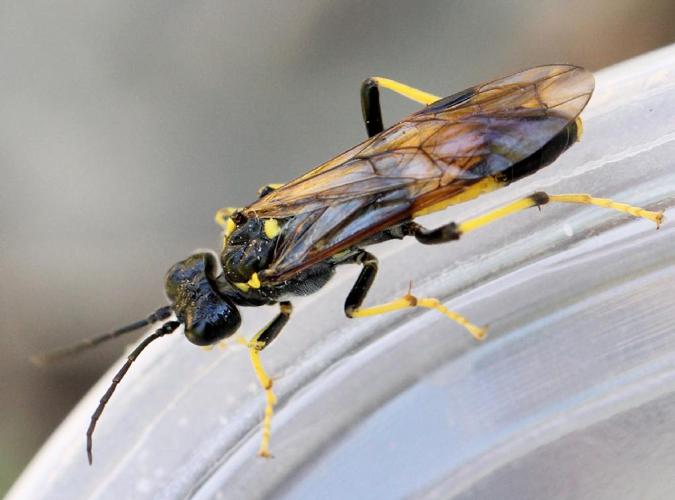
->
264, 219, 281, 239
351, 293, 486, 341
372, 77, 440, 106
224, 219, 237, 238
214, 207, 239, 228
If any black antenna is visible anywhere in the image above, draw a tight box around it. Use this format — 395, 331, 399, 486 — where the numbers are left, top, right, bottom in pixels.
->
86, 320, 181, 465
30, 306, 173, 366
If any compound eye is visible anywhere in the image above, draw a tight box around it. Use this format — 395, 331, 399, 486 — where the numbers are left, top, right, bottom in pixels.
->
184, 298, 241, 346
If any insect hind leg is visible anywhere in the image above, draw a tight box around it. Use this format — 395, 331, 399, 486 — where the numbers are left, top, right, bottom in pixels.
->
410, 191, 663, 245
344, 250, 485, 340
360, 77, 440, 138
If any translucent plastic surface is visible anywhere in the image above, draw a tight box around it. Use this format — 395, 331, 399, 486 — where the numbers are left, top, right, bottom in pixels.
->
9, 45, 675, 500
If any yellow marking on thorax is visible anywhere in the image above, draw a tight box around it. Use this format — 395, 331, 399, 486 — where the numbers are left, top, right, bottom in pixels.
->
216, 207, 239, 247
221, 218, 237, 248
214, 207, 238, 228
224, 218, 237, 237
248, 272, 261, 289
264, 219, 281, 239
413, 176, 504, 217
233, 282, 250, 293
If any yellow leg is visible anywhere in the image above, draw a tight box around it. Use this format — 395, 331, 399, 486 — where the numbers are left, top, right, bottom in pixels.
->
351, 292, 486, 341
244, 302, 292, 458
371, 77, 440, 106
457, 192, 663, 236
248, 344, 276, 458
547, 194, 664, 227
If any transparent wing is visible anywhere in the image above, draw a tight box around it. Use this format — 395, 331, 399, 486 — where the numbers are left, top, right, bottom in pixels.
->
246, 65, 594, 282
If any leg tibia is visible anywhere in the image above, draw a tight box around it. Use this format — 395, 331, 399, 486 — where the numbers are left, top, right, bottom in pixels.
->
345, 250, 484, 340
247, 301, 292, 458
413, 191, 662, 246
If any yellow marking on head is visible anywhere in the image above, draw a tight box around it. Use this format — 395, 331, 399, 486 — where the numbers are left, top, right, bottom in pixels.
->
264, 219, 281, 239
248, 272, 262, 289
413, 176, 504, 217
234, 282, 250, 293
575, 116, 584, 141
372, 77, 440, 105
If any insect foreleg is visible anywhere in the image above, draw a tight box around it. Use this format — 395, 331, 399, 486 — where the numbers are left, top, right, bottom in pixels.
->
344, 250, 484, 340
246, 301, 292, 458
360, 77, 440, 137
410, 192, 662, 245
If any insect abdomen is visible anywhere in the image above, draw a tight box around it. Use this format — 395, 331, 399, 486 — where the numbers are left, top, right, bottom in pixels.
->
498, 119, 580, 185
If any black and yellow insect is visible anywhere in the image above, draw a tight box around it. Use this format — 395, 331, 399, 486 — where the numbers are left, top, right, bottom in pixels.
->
34, 65, 663, 464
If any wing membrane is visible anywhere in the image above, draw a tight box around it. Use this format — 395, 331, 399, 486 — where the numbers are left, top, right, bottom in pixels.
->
245, 65, 594, 282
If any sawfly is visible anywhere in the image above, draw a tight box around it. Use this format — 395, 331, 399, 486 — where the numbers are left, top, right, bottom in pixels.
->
34, 65, 663, 463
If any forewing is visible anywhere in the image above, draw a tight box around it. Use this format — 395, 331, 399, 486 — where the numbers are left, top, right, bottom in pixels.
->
247, 65, 593, 282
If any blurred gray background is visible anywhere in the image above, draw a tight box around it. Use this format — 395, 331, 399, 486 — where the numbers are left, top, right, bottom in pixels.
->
1, 0, 674, 494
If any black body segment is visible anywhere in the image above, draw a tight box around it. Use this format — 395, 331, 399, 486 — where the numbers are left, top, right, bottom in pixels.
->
361, 78, 385, 137
253, 301, 293, 349
344, 251, 379, 317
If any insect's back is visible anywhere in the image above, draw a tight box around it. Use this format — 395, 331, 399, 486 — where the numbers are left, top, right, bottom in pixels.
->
244, 65, 594, 282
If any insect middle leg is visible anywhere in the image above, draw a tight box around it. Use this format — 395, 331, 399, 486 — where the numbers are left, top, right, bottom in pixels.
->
409, 192, 663, 245
246, 301, 293, 457
344, 250, 486, 340
360, 77, 440, 137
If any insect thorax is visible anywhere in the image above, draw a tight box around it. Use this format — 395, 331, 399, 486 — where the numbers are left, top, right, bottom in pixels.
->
221, 217, 277, 286
220, 216, 336, 301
